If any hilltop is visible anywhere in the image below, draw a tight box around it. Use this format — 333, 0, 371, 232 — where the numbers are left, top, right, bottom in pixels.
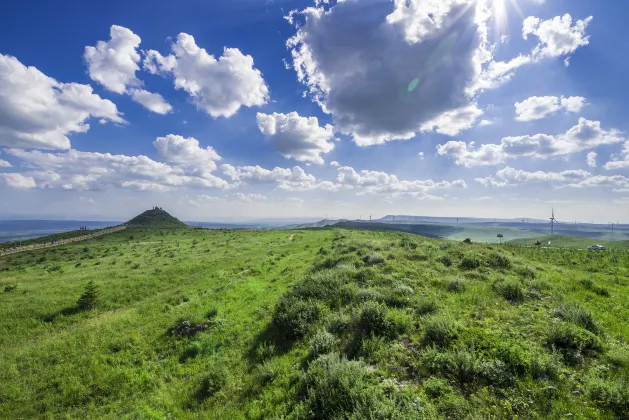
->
126, 207, 187, 228
1, 227, 628, 418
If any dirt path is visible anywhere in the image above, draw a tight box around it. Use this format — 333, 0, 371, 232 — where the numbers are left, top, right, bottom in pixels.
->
0, 225, 127, 257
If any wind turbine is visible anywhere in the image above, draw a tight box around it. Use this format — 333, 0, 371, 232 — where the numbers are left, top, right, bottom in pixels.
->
550, 208, 556, 235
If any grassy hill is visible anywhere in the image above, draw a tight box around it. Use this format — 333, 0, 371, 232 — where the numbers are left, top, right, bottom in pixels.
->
508, 235, 629, 249
1, 228, 629, 418
126, 207, 188, 228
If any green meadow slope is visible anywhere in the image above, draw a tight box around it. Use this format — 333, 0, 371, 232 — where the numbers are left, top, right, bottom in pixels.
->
1, 228, 628, 419
126, 208, 188, 228
508, 235, 629, 249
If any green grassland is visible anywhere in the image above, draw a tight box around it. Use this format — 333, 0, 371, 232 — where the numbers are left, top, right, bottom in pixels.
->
1, 228, 629, 419
508, 235, 629, 249
0, 227, 112, 252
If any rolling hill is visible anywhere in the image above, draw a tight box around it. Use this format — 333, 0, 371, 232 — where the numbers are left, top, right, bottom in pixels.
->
126, 208, 188, 228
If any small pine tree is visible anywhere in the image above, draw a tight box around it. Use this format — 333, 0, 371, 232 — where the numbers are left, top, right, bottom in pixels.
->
76, 280, 99, 310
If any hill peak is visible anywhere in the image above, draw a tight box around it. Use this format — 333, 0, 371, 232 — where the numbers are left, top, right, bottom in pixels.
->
126, 208, 187, 228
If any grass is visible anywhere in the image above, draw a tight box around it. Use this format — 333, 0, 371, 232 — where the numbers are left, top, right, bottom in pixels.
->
1, 227, 629, 418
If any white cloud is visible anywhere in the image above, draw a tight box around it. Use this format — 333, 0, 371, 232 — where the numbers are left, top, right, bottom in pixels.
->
0, 159, 11, 168
220, 163, 345, 192
476, 166, 591, 187
0, 173, 36, 189
329, 161, 340, 167
438, 118, 624, 167
523, 14, 593, 60
472, 14, 592, 92
0, 54, 124, 150
437, 141, 505, 167
287, 0, 491, 145
336, 166, 466, 195
420, 105, 483, 136
515, 95, 585, 121
256, 112, 335, 164
3, 148, 229, 191
84, 25, 172, 114
128, 89, 173, 115
79, 196, 95, 204
478, 119, 496, 127
144, 33, 268, 118
604, 141, 629, 170
235, 192, 267, 202
153, 135, 221, 172
587, 151, 597, 168
84, 25, 142, 94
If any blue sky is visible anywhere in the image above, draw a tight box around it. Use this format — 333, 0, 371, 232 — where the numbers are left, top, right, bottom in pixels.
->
1, 0, 628, 222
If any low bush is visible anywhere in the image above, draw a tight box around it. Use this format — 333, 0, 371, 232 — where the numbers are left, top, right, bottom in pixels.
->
444, 278, 465, 293
354, 288, 384, 303
423, 377, 452, 399
299, 353, 409, 419
415, 296, 439, 316
197, 365, 227, 400
272, 295, 322, 340
363, 252, 385, 266
587, 376, 629, 417
488, 252, 511, 269
555, 303, 600, 334
493, 279, 525, 303
436, 255, 453, 267
459, 256, 482, 270
358, 302, 396, 339
310, 329, 338, 357
256, 341, 276, 361
422, 315, 459, 346
545, 322, 602, 357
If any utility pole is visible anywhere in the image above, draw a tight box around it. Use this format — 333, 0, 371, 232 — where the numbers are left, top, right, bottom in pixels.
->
369, 215, 372, 223
456, 218, 459, 227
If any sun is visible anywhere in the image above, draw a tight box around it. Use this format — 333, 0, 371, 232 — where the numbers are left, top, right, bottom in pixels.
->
488, 0, 523, 35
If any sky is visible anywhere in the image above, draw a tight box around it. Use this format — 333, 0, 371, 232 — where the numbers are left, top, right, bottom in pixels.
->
1, 0, 629, 223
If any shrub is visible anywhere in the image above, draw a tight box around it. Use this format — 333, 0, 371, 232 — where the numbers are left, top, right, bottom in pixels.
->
436, 255, 453, 267
587, 376, 629, 417
420, 346, 484, 385
326, 313, 352, 334
415, 296, 439, 316
423, 378, 452, 399
363, 252, 385, 266
310, 329, 338, 357
354, 288, 384, 303
358, 302, 396, 339
423, 316, 459, 346
492, 341, 530, 377
256, 341, 276, 361
4, 284, 17, 293
462, 238, 473, 244
459, 256, 482, 270
436, 394, 469, 419
255, 360, 278, 385
300, 353, 397, 419
545, 323, 602, 355
488, 252, 511, 269
445, 278, 465, 293
515, 265, 536, 279
272, 295, 322, 340
291, 270, 345, 306
555, 303, 599, 334
76, 280, 99, 311
493, 279, 525, 302
197, 365, 227, 400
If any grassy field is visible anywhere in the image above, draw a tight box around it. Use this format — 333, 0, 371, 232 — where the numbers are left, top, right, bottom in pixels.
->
0, 227, 114, 252
509, 235, 629, 249
1, 228, 629, 418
